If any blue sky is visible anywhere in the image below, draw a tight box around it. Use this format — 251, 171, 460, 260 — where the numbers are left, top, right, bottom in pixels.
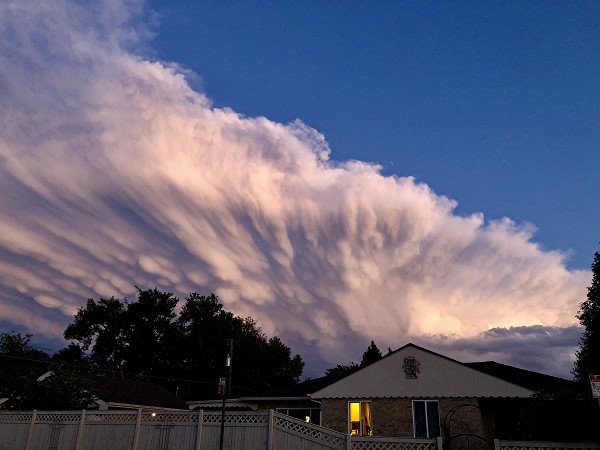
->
148, 0, 599, 270
0, 0, 598, 378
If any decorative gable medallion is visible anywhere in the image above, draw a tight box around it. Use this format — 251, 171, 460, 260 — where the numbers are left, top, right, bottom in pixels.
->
402, 356, 420, 379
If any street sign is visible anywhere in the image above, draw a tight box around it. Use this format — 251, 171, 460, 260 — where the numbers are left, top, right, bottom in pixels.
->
589, 374, 600, 398
218, 377, 226, 396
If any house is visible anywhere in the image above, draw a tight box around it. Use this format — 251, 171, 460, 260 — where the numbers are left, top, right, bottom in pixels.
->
188, 375, 336, 424
189, 343, 590, 441
77, 373, 188, 411
310, 343, 572, 441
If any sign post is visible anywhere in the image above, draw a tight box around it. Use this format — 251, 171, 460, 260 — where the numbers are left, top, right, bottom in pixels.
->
590, 374, 600, 413
590, 374, 600, 397
218, 377, 226, 396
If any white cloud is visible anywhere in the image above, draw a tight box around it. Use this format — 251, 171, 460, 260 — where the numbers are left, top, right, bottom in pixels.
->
0, 0, 590, 377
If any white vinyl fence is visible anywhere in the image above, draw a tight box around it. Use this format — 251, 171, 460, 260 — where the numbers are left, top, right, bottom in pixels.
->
1, 410, 596, 450
0, 409, 440, 450
496, 441, 600, 450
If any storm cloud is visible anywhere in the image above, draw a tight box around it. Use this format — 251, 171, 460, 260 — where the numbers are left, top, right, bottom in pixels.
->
0, 0, 589, 377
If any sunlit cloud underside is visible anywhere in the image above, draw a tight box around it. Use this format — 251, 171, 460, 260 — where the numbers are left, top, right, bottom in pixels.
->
0, 0, 589, 376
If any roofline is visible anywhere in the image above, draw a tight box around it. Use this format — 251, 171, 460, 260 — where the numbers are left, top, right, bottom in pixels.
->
309, 394, 535, 399
238, 396, 311, 401
105, 402, 187, 411
311, 342, 536, 398
464, 360, 571, 383
187, 396, 310, 406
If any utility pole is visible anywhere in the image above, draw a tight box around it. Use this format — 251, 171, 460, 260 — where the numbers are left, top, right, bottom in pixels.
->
219, 339, 233, 450
227, 339, 233, 398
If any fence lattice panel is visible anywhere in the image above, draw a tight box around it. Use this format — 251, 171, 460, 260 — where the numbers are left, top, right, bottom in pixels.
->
32, 412, 82, 423
352, 438, 438, 450
499, 442, 600, 450
273, 412, 347, 449
85, 411, 138, 423
203, 411, 270, 425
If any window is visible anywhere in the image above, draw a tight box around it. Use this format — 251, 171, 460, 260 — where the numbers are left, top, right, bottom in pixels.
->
348, 401, 372, 436
276, 408, 320, 425
412, 400, 440, 438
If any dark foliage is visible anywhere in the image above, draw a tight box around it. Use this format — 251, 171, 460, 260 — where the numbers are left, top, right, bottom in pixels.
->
0, 332, 96, 410
62, 289, 304, 399
488, 397, 600, 442
573, 250, 600, 387
324, 362, 360, 380
0, 332, 49, 379
1, 365, 97, 410
324, 340, 384, 379
360, 340, 383, 367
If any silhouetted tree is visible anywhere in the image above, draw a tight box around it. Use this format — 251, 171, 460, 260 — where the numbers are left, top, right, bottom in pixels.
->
360, 340, 383, 367
325, 340, 385, 380
178, 293, 303, 398
64, 296, 129, 375
573, 248, 600, 386
324, 362, 360, 380
63, 289, 304, 399
0, 332, 49, 379
0, 332, 95, 410
1, 364, 96, 410
52, 343, 91, 370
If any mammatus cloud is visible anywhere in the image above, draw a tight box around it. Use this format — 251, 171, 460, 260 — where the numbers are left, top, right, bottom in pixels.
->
0, 0, 590, 377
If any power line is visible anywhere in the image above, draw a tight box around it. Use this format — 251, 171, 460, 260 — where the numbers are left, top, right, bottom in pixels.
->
0, 288, 79, 314
0, 352, 221, 386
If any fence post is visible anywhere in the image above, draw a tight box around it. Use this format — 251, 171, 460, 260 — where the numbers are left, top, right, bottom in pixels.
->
346, 433, 351, 450
131, 409, 142, 450
195, 410, 203, 450
24, 409, 37, 450
74, 410, 86, 450
437, 436, 444, 450
494, 439, 500, 450
268, 409, 274, 450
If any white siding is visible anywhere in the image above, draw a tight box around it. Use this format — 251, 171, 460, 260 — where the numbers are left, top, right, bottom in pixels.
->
311, 344, 533, 399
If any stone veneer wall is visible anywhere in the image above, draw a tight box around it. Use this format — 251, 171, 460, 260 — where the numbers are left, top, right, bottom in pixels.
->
320, 397, 488, 439
320, 398, 349, 433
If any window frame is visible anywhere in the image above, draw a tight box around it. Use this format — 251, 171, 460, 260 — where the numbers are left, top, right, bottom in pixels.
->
411, 399, 440, 438
348, 400, 373, 436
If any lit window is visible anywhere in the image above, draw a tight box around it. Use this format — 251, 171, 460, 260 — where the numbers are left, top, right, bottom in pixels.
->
348, 401, 372, 436
412, 400, 440, 438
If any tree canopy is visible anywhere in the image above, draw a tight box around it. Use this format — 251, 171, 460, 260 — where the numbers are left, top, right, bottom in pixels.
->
62, 288, 304, 399
361, 340, 383, 367
0, 332, 95, 410
573, 249, 600, 386
0, 331, 49, 379
325, 340, 384, 380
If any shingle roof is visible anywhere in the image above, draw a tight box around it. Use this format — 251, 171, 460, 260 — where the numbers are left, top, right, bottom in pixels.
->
463, 361, 572, 392
257, 375, 342, 398
77, 373, 187, 410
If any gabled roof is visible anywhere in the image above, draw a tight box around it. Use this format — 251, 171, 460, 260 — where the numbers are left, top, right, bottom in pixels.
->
311, 343, 534, 399
463, 361, 571, 392
77, 373, 187, 410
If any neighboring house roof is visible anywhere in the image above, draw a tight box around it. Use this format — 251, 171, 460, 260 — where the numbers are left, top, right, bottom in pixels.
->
187, 376, 337, 410
463, 361, 570, 392
187, 399, 255, 410
257, 375, 342, 398
77, 373, 187, 410
311, 343, 535, 399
